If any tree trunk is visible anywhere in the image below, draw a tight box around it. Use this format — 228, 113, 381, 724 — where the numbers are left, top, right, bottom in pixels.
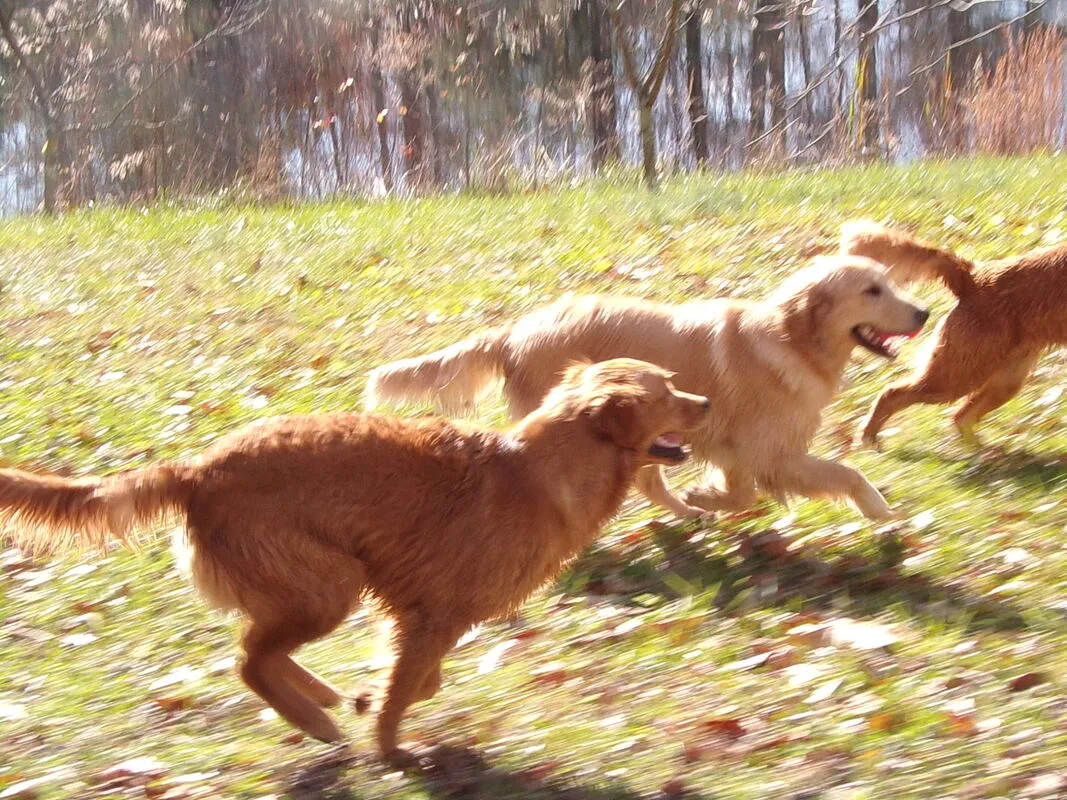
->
398, 4, 424, 188
638, 102, 657, 190
748, 2, 768, 142
423, 58, 444, 187
42, 123, 74, 214
766, 1, 786, 147
857, 0, 879, 154
946, 2, 978, 153
611, 0, 683, 190
797, 0, 812, 137
586, 0, 620, 171
369, 20, 392, 192
399, 75, 425, 187
685, 1, 709, 167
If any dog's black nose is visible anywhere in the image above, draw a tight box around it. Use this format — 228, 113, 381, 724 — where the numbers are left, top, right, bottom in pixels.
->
915, 308, 930, 326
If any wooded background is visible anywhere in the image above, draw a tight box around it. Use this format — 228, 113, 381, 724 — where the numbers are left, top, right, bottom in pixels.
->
0, 0, 1062, 214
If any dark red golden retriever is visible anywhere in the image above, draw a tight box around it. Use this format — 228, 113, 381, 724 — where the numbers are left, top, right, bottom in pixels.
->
0, 358, 708, 763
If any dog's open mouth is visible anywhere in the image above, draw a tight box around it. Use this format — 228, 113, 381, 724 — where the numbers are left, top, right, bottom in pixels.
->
851, 324, 920, 359
648, 433, 689, 463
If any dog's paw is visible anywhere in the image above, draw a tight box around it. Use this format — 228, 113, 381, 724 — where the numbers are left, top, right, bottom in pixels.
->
381, 746, 420, 769
863, 502, 902, 522
677, 503, 713, 521
856, 432, 883, 452
351, 691, 375, 715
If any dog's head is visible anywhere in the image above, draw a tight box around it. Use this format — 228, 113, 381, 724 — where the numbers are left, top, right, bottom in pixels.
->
775, 254, 930, 359
551, 359, 710, 466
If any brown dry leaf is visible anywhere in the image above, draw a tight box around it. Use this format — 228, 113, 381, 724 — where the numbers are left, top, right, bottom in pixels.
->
944, 711, 978, 737
90, 757, 168, 789
867, 710, 904, 733
153, 696, 193, 714
660, 778, 687, 799
1008, 672, 1048, 692
703, 718, 747, 739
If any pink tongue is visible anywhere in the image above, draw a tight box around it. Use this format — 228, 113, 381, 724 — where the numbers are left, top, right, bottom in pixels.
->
655, 433, 682, 447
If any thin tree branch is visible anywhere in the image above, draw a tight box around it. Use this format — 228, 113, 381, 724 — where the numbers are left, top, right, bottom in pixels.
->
643, 0, 683, 98
64, 0, 268, 134
0, 0, 58, 127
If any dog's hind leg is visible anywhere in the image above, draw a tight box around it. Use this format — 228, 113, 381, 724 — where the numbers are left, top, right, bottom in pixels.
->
952, 349, 1040, 446
634, 466, 707, 519
240, 622, 347, 742
771, 455, 896, 520
280, 660, 345, 708
237, 550, 367, 741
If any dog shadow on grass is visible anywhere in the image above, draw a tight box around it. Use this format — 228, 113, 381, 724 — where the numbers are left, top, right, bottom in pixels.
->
893, 443, 1067, 492
284, 743, 709, 800
562, 518, 1029, 632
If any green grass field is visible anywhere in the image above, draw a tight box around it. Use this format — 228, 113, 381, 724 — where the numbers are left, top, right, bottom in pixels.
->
3, 156, 1067, 799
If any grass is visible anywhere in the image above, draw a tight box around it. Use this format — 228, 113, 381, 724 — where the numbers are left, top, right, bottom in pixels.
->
2, 155, 1067, 799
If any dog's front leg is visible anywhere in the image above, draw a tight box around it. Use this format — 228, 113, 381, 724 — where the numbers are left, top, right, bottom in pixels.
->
773, 455, 897, 520
634, 465, 708, 519
377, 616, 461, 765
683, 467, 757, 513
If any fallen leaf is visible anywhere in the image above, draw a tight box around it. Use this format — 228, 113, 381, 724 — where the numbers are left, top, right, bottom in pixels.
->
703, 718, 746, 738
59, 632, 97, 648
478, 639, 517, 674
153, 696, 193, 714
660, 778, 687, 798
867, 710, 903, 732
91, 757, 167, 788
1008, 672, 1048, 692
805, 678, 843, 704
826, 618, 900, 651
0, 778, 44, 799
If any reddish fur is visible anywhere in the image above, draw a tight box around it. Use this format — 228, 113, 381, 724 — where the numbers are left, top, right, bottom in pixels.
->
0, 359, 707, 762
841, 220, 1067, 444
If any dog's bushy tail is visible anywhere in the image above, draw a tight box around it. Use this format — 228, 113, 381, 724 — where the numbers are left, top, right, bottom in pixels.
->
365, 328, 509, 413
840, 220, 977, 299
0, 464, 195, 553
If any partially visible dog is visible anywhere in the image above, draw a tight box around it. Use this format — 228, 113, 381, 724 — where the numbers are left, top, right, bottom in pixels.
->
0, 359, 708, 763
366, 255, 930, 521
841, 220, 1067, 446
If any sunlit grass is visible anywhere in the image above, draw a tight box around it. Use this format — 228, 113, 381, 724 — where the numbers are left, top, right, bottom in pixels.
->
2, 155, 1067, 798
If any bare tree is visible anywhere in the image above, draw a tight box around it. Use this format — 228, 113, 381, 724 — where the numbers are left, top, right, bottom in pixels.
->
580, 0, 620, 172
857, 0, 879, 154
611, 0, 684, 190
684, 0, 709, 167
749, 0, 786, 155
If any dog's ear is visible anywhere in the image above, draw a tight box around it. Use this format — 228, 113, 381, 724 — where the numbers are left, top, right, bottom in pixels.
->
805, 283, 832, 331
587, 393, 641, 449
780, 279, 832, 342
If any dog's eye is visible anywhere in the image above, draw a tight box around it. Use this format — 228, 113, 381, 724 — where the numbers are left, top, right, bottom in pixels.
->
863, 285, 882, 297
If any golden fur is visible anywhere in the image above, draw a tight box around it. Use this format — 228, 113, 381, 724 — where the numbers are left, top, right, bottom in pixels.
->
0, 359, 708, 763
366, 255, 930, 520
841, 220, 1067, 446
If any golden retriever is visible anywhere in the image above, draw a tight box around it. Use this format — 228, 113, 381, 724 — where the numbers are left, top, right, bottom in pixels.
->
366, 255, 929, 521
841, 220, 1067, 447
0, 359, 709, 763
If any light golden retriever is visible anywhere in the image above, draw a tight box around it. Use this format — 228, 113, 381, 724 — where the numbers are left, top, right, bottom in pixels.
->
0, 359, 708, 763
841, 220, 1067, 446
366, 255, 929, 520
